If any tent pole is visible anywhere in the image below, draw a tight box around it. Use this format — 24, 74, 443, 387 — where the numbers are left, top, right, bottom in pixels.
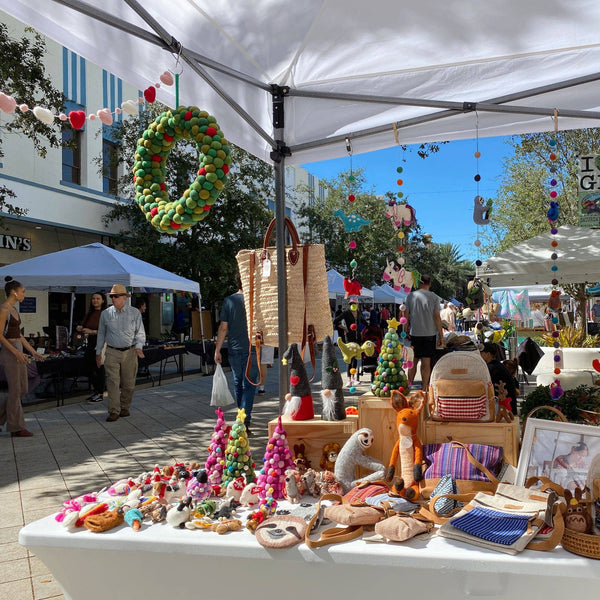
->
68, 290, 75, 338
271, 85, 291, 413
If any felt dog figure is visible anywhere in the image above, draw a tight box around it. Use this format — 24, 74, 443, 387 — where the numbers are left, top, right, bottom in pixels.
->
385, 390, 426, 501
293, 443, 311, 474
334, 428, 386, 493
283, 469, 305, 503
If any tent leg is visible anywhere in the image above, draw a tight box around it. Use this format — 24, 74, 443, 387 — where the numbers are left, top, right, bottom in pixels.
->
272, 85, 291, 413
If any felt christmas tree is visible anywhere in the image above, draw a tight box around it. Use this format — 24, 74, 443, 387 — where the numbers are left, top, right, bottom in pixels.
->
221, 408, 256, 486
370, 318, 409, 397
321, 335, 346, 420
204, 407, 230, 486
256, 415, 295, 500
282, 343, 314, 420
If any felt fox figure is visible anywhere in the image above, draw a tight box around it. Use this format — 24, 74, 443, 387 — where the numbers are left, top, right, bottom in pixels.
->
385, 390, 426, 501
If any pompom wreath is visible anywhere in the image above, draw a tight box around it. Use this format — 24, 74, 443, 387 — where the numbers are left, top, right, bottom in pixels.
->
133, 106, 231, 234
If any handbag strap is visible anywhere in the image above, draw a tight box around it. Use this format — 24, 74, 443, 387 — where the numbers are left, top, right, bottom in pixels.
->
262, 216, 301, 266
525, 501, 565, 552
420, 492, 483, 524
244, 252, 261, 386
300, 244, 317, 381
305, 493, 365, 548
450, 442, 500, 486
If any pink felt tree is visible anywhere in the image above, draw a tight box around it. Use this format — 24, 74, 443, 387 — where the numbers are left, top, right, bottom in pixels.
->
204, 407, 230, 486
256, 415, 295, 499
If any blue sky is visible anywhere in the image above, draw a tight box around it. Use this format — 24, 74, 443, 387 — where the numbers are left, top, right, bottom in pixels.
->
302, 136, 514, 262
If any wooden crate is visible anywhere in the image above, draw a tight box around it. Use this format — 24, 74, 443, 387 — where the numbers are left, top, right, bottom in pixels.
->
267, 415, 358, 470
357, 393, 410, 476
422, 418, 520, 466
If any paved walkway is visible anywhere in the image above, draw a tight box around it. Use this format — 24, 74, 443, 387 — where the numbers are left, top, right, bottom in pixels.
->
0, 359, 372, 599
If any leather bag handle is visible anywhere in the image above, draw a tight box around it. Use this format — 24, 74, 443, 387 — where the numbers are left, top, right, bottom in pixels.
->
305, 493, 365, 548
449, 441, 500, 486
244, 252, 261, 386
261, 216, 301, 266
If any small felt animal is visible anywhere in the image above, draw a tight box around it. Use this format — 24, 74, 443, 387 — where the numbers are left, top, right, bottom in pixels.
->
186, 469, 212, 504
385, 390, 426, 501
212, 518, 243, 534
293, 444, 311, 474
337, 339, 375, 364
564, 488, 593, 534
84, 508, 124, 533
494, 380, 514, 423
239, 483, 263, 507
166, 497, 193, 529
547, 201, 559, 222
334, 428, 385, 493
382, 260, 417, 293
333, 209, 371, 232
550, 379, 564, 400
301, 469, 319, 497
343, 277, 363, 297
283, 468, 305, 503
124, 508, 143, 531
214, 496, 239, 519
225, 476, 246, 501
192, 499, 217, 519
320, 442, 342, 471
314, 470, 343, 495
473, 195, 492, 225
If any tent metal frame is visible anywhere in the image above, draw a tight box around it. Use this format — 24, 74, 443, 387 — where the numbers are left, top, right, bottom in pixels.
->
49, 0, 600, 403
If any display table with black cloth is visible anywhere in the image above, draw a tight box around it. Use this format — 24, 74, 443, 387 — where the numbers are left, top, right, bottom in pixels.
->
35, 354, 87, 406
138, 345, 187, 386
19, 509, 600, 600
186, 340, 229, 369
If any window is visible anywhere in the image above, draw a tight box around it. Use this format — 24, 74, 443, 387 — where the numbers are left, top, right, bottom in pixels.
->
102, 139, 118, 195
62, 126, 82, 185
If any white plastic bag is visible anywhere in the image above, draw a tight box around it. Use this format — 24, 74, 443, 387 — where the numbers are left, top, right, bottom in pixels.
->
210, 363, 235, 406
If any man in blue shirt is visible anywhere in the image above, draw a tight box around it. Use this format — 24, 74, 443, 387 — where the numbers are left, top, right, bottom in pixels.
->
214, 274, 259, 434
96, 284, 145, 422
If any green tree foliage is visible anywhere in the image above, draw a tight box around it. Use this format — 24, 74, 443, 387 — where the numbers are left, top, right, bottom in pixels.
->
0, 23, 65, 218
101, 103, 273, 309
483, 129, 600, 328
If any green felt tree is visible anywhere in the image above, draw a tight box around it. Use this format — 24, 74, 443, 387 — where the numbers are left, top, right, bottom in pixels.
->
370, 320, 409, 397
221, 408, 256, 486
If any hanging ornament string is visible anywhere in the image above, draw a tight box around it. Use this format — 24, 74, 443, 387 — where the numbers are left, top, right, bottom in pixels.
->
548, 109, 563, 399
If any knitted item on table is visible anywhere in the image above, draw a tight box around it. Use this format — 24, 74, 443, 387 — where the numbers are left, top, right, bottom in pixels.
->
84, 509, 125, 533
221, 408, 256, 487
370, 324, 409, 397
321, 335, 346, 420
204, 407, 230, 486
256, 415, 295, 500
282, 343, 314, 421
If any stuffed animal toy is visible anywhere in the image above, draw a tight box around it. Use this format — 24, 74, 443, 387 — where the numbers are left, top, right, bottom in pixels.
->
214, 496, 239, 520
239, 483, 263, 507
283, 468, 305, 503
83, 508, 125, 533
333, 209, 371, 232
385, 390, 426, 501
321, 335, 346, 420
320, 442, 342, 471
123, 508, 144, 531
547, 201, 559, 222
293, 443, 311, 474
334, 428, 386, 493
337, 338, 375, 364
139, 498, 169, 523
472, 195, 492, 225
550, 378, 564, 400
212, 518, 243, 535
314, 470, 344, 495
225, 476, 246, 501
166, 497, 193, 528
282, 343, 314, 420
564, 488, 593, 534
494, 381, 514, 423
186, 469, 212, 504
192, 499, 217, 519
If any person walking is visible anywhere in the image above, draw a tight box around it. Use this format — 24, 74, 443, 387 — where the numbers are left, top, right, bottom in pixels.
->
404, 275, 443, 392
0, 277, 45, 437
96, 284, 145, 422
333, 298, 366, 387
214, 273, 258, 435
480, 342, 518, 414
77, 291, 107, 403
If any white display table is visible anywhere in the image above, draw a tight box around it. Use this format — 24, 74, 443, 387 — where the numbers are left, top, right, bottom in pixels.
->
20, 512, 600, 600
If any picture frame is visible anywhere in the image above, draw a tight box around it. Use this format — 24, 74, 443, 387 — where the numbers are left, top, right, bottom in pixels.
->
516, 417, 600, 490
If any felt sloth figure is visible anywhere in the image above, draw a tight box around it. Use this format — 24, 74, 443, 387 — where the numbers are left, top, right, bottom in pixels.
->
472, 195, 492, 225
255, 515, 308, 548
385, 390, 426, 501
334, 428, 386, 493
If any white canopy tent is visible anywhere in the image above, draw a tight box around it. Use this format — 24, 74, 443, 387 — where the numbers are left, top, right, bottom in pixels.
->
4, 0, 600, 395
478, 225, 600, 287
371, 284, 407, 305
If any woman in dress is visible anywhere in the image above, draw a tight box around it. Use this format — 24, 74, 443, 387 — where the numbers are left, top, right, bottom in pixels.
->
77, 292, 107, 402
0, 277, 45, 437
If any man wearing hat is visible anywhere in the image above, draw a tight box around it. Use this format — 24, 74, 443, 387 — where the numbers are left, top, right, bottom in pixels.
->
96, 284, 146, 422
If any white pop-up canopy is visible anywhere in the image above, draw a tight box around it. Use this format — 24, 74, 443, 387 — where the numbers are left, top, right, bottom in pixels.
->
479, 225, 600, 287
371, 284, 407, 305
327, 269, 373, 300
0, 242, 200, 294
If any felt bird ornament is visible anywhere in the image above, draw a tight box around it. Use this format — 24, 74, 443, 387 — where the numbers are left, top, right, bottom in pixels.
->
343, 277, 363, 297
472, 195, 492, 225
547, 201, 559, 222
337, 338, 375, 364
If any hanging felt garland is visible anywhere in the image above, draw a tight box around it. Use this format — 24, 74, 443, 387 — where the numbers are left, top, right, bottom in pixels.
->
133, 106, 231, 234
547, 110, 562, 395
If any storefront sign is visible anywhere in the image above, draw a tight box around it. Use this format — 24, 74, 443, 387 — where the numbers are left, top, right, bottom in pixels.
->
0, 235, 31, 251
19, 297, 36, 313
578, 155, 600, 228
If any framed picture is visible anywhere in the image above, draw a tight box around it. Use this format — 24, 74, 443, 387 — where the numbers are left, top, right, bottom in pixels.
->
516, 417, 600, 490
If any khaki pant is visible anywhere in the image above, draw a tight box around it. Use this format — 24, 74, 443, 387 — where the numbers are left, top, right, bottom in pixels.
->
103, 347, 138, 415
0, 340, 27, 432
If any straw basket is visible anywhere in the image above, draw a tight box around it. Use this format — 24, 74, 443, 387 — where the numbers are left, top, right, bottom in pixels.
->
236, 217, 332, 347
562, 529, 600, 559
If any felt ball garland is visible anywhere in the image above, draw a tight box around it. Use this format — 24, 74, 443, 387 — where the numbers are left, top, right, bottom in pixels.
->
133, 106, 231, 234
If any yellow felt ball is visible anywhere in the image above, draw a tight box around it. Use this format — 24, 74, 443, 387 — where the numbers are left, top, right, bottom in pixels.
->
350, 303, 358, 311
199, 189, 210, 200
397, 231, 405, 239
